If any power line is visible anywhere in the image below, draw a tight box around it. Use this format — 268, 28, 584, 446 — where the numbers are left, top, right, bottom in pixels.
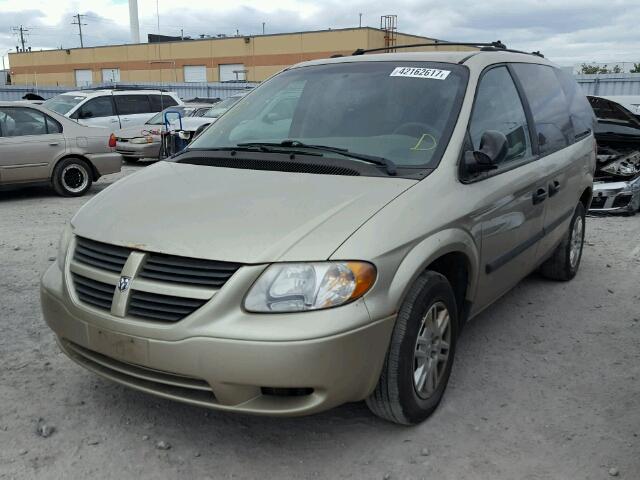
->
11, 25, 29, 52
71, 14, 88, 48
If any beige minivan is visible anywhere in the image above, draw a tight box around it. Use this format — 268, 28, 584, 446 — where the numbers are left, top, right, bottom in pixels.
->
41, 45, 596, 424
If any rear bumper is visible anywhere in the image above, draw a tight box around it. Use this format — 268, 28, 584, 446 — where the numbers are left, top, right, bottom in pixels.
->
590, 178, 640, 213
41, 263, 394, 416
85, 152, 122, 176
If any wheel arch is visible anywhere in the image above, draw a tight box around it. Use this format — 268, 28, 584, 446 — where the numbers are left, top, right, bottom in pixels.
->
387, 228, 479, 327
50, 154, 100, 182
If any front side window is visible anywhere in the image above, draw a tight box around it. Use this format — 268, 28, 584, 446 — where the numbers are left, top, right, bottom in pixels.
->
555, 69, 595, 139
511, 64, 574, 155
469, 66, 532, 166
0, 108, 55, 137
190, 62, 469, 170
114, 95, 152, 115
75, 96, 116, 119
149, 94, 179, 112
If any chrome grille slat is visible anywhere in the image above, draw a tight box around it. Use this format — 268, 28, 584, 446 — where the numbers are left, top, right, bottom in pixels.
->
139, 253, 240, 288
128, 290, 206, 322
72, 273, 115, 311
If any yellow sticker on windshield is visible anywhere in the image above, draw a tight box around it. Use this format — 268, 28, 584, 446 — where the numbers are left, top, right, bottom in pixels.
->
390, 67, 450, 80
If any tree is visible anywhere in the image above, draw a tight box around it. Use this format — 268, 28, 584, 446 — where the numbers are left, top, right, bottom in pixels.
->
580, 63, 610, 74
611, 64, 623, 74
630, 63, 640, 73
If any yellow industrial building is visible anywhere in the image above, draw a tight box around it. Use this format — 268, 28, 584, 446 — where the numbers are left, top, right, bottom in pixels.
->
8, 27, 475, 87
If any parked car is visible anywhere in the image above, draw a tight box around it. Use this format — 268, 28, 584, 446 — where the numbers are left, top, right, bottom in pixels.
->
0, 101, 121, 196
161, 92, 248, 156
43, 89, 183, 129
587, 95, 640, 214
115, 103, 216, 162
42, 47, 595, 424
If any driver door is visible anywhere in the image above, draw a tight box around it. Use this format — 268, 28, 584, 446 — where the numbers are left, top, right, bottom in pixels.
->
464, 65, 547, 312
72, 96, 119, 128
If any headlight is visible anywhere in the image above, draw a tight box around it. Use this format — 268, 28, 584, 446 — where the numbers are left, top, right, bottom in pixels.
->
244, 262, 376, 313
57, 223, 74, 270
129, 136, 154, 144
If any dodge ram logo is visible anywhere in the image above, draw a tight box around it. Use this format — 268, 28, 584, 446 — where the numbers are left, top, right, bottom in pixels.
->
117, 276, 131, 293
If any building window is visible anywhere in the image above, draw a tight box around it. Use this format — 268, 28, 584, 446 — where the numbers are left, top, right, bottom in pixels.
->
183, 65, 207, 83
102, 68, 121, 83
74, 69, 93, 87
219, 64, 246, 82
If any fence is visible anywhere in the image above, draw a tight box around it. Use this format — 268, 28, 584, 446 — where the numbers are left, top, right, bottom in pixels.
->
575, 73, 640, 96
0, 81, 258, 102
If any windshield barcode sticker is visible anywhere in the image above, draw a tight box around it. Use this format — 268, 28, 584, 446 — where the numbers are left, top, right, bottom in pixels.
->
390, 67, 450, 80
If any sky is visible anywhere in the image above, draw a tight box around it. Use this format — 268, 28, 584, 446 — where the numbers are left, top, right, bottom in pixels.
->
1, 0, 639, 69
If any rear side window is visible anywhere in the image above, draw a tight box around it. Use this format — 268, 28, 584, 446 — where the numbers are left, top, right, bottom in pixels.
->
469, 66, 532, 166
0, 107, 59, 137
149, 95, 178, 112
555, 69, 595, 140
114, 95, 153, 115
511, 64, 574, 155
75, 96, 116, 119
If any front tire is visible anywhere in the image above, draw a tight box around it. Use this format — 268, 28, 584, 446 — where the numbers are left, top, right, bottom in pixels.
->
539, 202, 586, 281
366, 271, 458, 425
52, 158, 93, 197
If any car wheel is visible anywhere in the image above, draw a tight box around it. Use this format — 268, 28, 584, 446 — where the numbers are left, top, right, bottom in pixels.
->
52, 157, 93, 197
366, 271, 458, 425
539, 202, 586, 281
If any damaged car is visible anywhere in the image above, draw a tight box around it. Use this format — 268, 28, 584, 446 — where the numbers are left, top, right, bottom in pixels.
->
588, 95, 640, 214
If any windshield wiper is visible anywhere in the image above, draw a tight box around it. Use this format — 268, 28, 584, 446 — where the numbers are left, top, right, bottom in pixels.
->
237, 140, 397, 175
187, 145, 322, 156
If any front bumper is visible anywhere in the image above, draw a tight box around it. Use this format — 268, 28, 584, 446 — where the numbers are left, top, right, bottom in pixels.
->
41, 262, 394, 416
590, 178, 640, 214
115, 142, 161, 160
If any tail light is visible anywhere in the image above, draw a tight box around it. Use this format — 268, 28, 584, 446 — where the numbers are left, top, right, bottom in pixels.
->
108, 133, 117, 148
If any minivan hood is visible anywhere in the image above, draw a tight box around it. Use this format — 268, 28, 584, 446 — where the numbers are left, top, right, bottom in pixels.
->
72, 161, 416, 263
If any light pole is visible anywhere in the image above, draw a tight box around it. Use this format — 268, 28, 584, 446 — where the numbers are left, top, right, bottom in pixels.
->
1, 49, 11, 85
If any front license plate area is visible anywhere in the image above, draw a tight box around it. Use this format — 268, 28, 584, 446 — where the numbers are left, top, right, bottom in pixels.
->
87, 326, 149, 365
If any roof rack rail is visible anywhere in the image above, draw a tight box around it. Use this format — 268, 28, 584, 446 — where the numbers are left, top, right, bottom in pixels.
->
79, 84, 170, 92
352, 41, 544, 58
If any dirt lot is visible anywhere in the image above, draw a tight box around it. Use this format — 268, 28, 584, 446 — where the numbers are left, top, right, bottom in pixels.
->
1, 164, 639, 480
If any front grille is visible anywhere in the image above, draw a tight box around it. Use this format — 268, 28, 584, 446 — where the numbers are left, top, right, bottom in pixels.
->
128, 290, 207, 322
140, 252, 241, 288
612, 194, 632, 209
72, 273, 115, 312
71, 236, 241, 322
74, 237, 129, 273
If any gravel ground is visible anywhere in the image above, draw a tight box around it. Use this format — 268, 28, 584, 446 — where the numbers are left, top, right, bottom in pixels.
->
1, 164, 639, 480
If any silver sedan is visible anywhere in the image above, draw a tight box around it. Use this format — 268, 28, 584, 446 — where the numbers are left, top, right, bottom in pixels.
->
0, 101, 122, 196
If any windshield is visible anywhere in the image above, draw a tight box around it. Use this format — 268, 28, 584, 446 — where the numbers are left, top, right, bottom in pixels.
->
43, 94, 86, 115
201, 96, 244, 118
189, 62, 468, 169
146, 106, 198, 125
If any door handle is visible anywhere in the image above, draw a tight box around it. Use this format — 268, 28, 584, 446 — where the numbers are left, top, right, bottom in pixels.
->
48, 142, 60, 146
548, 180, 561, 197
532, 187, 547, 205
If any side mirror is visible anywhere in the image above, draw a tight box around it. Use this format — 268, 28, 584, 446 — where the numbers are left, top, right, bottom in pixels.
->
463, 130, 508, 174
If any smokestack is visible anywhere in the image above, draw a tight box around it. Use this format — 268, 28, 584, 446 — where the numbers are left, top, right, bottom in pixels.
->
129, 0, 140, 43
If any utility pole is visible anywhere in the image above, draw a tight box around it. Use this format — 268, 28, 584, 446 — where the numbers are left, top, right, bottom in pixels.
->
359, 13, 363, 28
72, 14, 87, 48
11, 25, 29, 52
262, 22, 265, 35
